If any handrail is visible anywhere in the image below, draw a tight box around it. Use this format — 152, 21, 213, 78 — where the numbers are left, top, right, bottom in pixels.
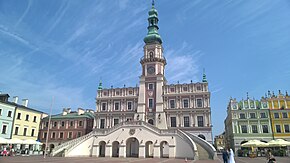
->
51, 131, 94, 156
177, 129, 198, 160
65, 132, 94, 155
184, 131, 217, 160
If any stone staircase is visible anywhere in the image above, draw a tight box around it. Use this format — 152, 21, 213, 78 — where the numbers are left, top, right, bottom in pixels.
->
196, 143, 210, 160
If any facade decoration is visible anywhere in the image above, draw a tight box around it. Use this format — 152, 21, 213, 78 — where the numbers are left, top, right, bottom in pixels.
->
224, 90, 290, 152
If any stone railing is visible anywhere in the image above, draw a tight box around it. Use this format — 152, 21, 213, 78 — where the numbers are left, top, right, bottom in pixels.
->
177, 129, 198, 160
65, 132, 94, 155
184, 131, 217, 160
51, 131, 94, 156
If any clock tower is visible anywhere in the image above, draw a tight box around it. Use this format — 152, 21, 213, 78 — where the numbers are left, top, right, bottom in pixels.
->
135, 1, 168, 129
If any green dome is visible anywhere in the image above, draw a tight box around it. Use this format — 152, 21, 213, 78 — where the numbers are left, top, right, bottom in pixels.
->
143, 4, 162, 44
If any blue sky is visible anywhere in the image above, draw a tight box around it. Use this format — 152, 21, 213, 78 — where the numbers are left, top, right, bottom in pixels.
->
1, 0, 290, 137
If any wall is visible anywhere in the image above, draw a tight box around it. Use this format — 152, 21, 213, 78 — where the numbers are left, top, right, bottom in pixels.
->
0, 103, 16, 139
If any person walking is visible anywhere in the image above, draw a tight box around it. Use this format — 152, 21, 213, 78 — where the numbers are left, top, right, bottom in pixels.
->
228, 149, 235, 163
222, 149, 229, 163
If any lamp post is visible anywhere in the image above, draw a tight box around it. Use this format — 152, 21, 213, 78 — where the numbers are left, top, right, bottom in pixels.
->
44, 97, 54, 158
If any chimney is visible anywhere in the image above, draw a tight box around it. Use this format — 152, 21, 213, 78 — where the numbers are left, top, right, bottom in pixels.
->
77, 108, 85, 115
13, 96, 19, 104
22, 99, 28, 107
67, 108, 71, 113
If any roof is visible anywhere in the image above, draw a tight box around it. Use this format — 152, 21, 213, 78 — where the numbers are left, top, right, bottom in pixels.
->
44, 112, 95, 120
0, 100, 44, 114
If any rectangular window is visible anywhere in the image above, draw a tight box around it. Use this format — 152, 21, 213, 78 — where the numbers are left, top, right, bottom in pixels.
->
68, 132, 73, 139
114, 102, 120, 110
241, 125, 248, 133
102, 102, 106, 111
282, 112, 288, 118
274, 113, 279, 119
17, 113, 21, 119
148, 83, 154, 90
0, 109, 2, 115
70, 121, 74, 127
170, 117, 176, 127
25, 114, 29, 121
183, 99, 189, 108
183, 87, 188, 92
45, 122, 49, 127
23, 128, 27, 136
260, 112, 266, 118
252, 125, 258, 133
31, 129, 35, 137
61, 121, 65, 127
54, 122, 57, 127
7, 111, 12, 117
52, 132, 56, 139
170, 87, 175, 92
149, 99, 153, 108
184, 116, 190, 127
15, 126, 19, 135
262, 125, 269, 133
250, 113, 256, 119
1, 125, 7, 134
285, 125, 290, 133
79, 121, 83, 127
127, 101, 132, 110
100, 119, 105, 129
276, 125, 281, 133
114, 119, 119, 126
43, 132, 47, 139
196, 99, 203, 108
240, 113, 246, 119
77, 132, 82, 137
169, 100, 175, 109
33, 116, 37, 122
59, 132, 64, 139
197, 116, 204, 127
197, 86, 201, 91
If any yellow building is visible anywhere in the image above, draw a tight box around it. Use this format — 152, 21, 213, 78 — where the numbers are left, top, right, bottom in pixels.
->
11, 99, 46, 145
267, 90, 290, 141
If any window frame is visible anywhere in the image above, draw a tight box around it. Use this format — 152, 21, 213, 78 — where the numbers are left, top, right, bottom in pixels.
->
251, 125, 258, 133
14, 126, 19, 135
241, 125, 248, 133
276, 125, 281, 133
197, 116, 204, 127
1, 124, 7, 134
25, 114, 29, 121
31, 128, 35, 137
148, 98, 154, 108
183, 98, 189, 108
239, 113, 246, 119
148, 83, 154, 90
114, 101, 120, 111
282, 112, 288, 118
196, 98, 203, 108
184, 116, 190, 127
101, 102, 107, 111
169, 99, 175, 109
260, 112, 267, 118
249, 113, 256, 119
7, 110, 12, 117
284, 124, 290, 133
262, 125, 269, 133
127, 101, 132, 110
274, 113, 279, 119
100, 119, 105, 129
23, 127, 27, 136
170, 117, 176, 127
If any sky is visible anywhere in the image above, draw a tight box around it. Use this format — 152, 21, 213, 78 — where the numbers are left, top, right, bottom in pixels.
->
1, 0, 290, 138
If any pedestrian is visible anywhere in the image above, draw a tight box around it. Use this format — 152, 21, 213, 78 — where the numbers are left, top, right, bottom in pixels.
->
266, 149, 273, 160
228, 148, 235, 163
222, 149, 229, 163
3, 147, 7, 156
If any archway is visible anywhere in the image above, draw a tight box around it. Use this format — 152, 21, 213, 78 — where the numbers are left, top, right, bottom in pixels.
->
148, 119, 154, 125
99, 141, 106, 157
49, 144, 55, 153
112, 141, 119, 157
198, 134, 206, 140
160, 141, 169, 158
126, 137, 139, 157
145, 141, 154, 158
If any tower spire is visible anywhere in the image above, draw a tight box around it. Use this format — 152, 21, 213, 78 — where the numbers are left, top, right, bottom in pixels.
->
202, 68, 207, 83
98, 80, 102, 90
144, 0, 162, 44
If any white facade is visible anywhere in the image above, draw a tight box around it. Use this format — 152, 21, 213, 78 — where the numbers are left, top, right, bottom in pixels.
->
51, 3, 216, 160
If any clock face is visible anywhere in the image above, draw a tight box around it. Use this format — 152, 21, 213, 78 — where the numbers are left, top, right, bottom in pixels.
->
147, 66, 155, 74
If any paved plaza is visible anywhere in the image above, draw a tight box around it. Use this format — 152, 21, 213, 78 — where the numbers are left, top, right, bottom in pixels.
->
0, 156, 289, 163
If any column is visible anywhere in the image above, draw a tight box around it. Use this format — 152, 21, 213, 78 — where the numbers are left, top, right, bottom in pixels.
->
190, 113, 194, 127
105, 144, 112, 157
153, 144, 160, 158
119, 145, 126, 158
139, 145, 145, 158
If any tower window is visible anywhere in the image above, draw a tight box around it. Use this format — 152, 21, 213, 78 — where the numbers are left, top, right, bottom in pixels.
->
102, 102, 107, 111
148, 83, 154, 90
197, 116, 204, 127
149, 99, 154, 108
196, 99, 203, 108
100, 119, 105, 129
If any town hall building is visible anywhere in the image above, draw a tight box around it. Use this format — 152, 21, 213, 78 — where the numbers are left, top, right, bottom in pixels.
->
51, 2, 216, 160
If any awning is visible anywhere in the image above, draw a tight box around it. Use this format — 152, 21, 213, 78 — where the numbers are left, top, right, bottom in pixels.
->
9, 138, 24, 144
0, 137, 9, 144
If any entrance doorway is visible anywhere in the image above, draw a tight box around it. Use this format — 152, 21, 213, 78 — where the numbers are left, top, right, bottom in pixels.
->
112, 141, 119, 157
99, 141, 106, 157
145, 141, 154, 158
160, 141, 169, 158
126, 137, 139, 157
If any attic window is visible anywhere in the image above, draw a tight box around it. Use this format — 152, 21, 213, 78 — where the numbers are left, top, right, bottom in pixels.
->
116, 91, 119, 95
129, 90, 133, 95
